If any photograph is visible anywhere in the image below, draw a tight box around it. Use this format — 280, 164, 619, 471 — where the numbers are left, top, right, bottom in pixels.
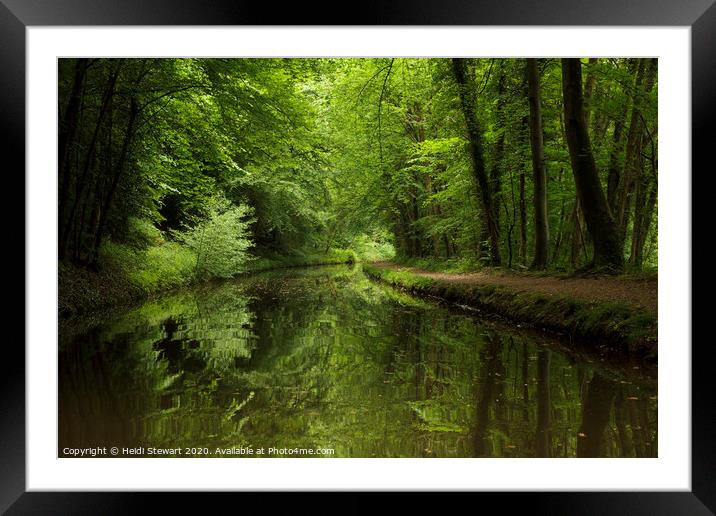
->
57, 56, 658, 459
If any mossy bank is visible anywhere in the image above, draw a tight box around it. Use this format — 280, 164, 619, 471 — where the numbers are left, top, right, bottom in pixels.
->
363, 264, 657, 358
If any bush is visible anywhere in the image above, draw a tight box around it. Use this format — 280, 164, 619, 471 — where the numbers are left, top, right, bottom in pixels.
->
122, 216, 164, 249
351, 233, 395, 262
326, 248, 357, 264
100, 237, 196, 294
129, 241, 197, 292
180, 202, 254, 280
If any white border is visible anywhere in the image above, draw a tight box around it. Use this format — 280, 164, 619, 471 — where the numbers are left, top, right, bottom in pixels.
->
27, 27, 691, 491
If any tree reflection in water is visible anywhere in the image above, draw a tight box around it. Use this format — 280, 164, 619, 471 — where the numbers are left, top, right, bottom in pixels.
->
59, 265, 657, 458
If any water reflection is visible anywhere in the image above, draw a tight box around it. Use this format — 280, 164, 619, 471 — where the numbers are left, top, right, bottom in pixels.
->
59, 265, 657, 458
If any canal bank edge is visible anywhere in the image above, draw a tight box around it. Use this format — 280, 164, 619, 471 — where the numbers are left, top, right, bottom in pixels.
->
59, 250, 356, 320
363, 263, 657, 357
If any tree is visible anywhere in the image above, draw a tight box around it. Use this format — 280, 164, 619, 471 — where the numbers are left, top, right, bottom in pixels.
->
58, 57, 657, 284
451, 58, 502, 266
561, 58, 624, 272
526, 58, 549, 269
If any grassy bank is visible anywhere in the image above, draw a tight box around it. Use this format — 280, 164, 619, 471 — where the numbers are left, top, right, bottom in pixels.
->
59, 243, 357, 319
363, 263, 657, 357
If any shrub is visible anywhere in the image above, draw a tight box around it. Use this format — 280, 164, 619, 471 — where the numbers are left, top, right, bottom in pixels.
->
351, 234, 395, 262
99, 236, 197, 294
180, 201, 254, 280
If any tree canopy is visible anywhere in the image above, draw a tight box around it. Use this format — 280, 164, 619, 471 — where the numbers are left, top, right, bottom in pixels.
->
58, 57, 658, 288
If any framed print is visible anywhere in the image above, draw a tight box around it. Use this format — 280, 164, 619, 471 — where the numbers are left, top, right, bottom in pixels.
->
4, 0, 711, 512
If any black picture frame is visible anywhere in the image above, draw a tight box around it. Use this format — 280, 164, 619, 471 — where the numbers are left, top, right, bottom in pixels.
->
4, 0, 709, 513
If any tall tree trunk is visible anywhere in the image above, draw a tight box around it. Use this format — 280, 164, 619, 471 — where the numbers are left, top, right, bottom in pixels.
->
607, 59, 638, 214
58, 59, 89, 247
569, 199, 587, 268
410, 189, 422, 257
505, 160, 519, 269
90, 96, 139, 266
59, 63, 120, 260
490, 65, 507, 235
561, 58, 624, 271
410, 102, 441, 258
527, 59, 549, 269
394, 208, 410, 258
616, 58, 657, 242
552, 168, 566, 263
629, 167, 657, 268
425, 175, 441, 257
629, 110, 658, 269
607, 117, 627, 214
451, 58, 501, 266
519, 116, 528, 266
582, 58, 599, 127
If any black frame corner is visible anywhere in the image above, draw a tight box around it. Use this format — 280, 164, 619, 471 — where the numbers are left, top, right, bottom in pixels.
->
5, 0, 711, 513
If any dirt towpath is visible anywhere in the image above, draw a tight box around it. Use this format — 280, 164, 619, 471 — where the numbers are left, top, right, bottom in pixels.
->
370, 262, 657, 314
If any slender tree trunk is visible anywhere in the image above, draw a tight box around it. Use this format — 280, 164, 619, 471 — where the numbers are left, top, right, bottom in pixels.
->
519, 117, 528, 266
616, 58, 657, 241
552, 169, 566, 263
410, 189, 422, 257
90, 97, 139, 265
569, 200, 585, 268
630, 175, 657, 268
59, 62, 119, 259
395, 209, 410, 258
490, 66, 507, 235
505, 160, 519, 269
561, 58, 624, 271
443, 233, 452, 258
425, 175, 441, 257
451, 58, 501, 266
607, 117, 627, 214
410, 102, 441, 258
527, 59, 549, 269
519, 166, 528, 266
582, 58, 599, 127
629, 116, 658, 269
58, 59, 88, 244
629, 162, 649, 268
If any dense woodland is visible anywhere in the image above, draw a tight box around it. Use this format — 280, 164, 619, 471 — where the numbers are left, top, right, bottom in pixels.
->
58, 57, 658, 295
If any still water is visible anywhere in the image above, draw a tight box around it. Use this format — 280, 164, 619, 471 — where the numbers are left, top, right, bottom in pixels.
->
59, 265, 656, 458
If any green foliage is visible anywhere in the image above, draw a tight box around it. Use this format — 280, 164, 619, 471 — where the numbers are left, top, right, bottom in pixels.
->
180, 199, 254, 280
59, 57, 657, 315
100, 237, 196, 294
122, 217, 164, 249
350, 233, 395, 262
